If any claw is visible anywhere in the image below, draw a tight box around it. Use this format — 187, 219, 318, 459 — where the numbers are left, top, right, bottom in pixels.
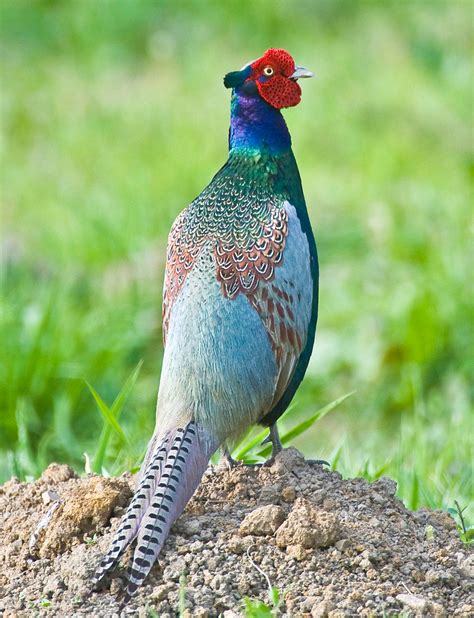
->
220, 445, 266, 468
307, 458, 330, 467
222, 425, 329, 469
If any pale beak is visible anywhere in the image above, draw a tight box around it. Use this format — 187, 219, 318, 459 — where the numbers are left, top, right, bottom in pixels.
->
290, 66, 314, 80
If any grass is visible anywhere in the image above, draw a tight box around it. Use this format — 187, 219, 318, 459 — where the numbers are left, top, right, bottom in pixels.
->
0, 0, 472, 522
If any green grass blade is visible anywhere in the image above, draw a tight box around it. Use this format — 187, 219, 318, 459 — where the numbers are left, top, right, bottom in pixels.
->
15, 398, 39, 479
409, 472, 420, 510
87, 382, 127, 443
93, 425, 112, 474
88, 359, 143, 472
110, 360, 143, 418
330, 444, 344, 470
234, 427, 269, 461
233, 402, 298, 460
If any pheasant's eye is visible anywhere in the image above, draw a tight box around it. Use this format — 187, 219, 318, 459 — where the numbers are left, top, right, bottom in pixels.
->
263, 66, 274, 76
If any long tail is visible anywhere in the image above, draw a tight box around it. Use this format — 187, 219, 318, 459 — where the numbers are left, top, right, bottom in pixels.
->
92, 421, 217, 600
92, 433, 171, 586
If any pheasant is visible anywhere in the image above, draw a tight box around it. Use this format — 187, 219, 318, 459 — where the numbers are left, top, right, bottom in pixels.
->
93, 48, 318, 601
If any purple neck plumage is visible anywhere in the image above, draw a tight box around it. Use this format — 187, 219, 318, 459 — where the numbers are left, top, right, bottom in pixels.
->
228, 89, 292, 155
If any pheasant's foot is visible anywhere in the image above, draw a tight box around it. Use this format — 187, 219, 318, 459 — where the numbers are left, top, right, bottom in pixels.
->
222, 424, 324, 469
220, 444, 269, 469
219, 445, 238, 470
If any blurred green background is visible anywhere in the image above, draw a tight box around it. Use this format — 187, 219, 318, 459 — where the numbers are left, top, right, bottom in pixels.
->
1, 0, 472, 513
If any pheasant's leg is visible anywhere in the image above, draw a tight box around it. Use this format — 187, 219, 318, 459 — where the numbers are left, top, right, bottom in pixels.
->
220, 444, 238, 470
221, 424, 308, 469
268, 423, 283, 457
257, 423, 282, 466
264, 423, 330, 466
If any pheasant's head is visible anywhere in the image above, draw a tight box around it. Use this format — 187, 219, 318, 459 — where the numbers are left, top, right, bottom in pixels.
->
224, 48, 313, 109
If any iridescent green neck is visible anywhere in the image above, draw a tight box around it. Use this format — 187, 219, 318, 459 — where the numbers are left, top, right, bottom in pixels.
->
228, 89, 291, 156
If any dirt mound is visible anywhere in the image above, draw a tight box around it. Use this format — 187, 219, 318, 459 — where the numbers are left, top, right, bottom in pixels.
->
0, 449, 472, 616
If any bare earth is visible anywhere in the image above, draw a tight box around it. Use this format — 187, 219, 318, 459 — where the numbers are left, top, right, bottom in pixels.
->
0, 449, 472, 617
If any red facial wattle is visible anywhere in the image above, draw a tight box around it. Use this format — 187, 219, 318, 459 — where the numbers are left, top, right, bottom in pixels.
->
250, 48, 303, 109
256, 75, 302, 109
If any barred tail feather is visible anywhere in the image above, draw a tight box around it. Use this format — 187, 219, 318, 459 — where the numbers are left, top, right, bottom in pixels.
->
124, 421, 216, 600
92, 432, 172, 586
